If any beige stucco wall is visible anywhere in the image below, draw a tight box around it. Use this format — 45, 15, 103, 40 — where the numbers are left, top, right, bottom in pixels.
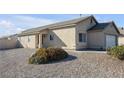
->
18, 35, 36, 48
0, 38, 17, 50
42, 27, 76, 50
118, 36, 124, 46
75, 17, 97, 49
87, 31, 104, 49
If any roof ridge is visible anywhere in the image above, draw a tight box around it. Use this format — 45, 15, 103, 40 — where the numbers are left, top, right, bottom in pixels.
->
22, 15, 92, 33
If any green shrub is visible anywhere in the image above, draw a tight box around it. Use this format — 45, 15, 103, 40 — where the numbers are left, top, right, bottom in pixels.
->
28, 48, 68, 64
29, 48, 48, 64
107, 46, 124, 60
46, 48, 68, 61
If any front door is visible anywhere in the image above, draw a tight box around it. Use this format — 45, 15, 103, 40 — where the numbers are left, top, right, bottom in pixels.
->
35, 35, 39, 48
42, 34, 47, 47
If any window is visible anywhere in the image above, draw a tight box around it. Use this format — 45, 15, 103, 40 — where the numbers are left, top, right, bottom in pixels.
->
79, 33, 86, 42
50, 35, 54, 40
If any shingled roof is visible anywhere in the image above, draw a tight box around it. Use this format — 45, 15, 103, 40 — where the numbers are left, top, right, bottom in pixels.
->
88, 21, 120, 34
18, 15, 96, 36
88, 22, 111, 31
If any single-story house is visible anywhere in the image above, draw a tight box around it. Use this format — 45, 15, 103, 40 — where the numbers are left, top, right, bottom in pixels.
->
18, 15, 120, 50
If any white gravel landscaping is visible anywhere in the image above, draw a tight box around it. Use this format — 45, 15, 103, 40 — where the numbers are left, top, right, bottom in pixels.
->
0, 48, 124, 78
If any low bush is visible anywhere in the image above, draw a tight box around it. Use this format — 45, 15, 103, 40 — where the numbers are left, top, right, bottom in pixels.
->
46, 48, 68, 61
29, 48, 48, 64
28, 48, 68, 64
107, 46, 124, 60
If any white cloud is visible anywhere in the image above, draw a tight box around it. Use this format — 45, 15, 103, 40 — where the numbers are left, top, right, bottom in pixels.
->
0, 15, 56, 37
14, 15, 56, 28
0, 20, 24, 37
0, 20, 14, 29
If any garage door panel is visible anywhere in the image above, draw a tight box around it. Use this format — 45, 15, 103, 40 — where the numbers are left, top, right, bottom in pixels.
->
106, 35, 116, 49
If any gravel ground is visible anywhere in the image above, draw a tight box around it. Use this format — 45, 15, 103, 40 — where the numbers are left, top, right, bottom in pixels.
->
0, 48, 124, 78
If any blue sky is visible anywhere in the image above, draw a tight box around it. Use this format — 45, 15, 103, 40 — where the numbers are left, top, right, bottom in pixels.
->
0, 14, 124, 37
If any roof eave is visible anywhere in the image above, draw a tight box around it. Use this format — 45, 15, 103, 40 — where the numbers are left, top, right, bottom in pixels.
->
111, 21, 120, 34
18, 32, 40, 37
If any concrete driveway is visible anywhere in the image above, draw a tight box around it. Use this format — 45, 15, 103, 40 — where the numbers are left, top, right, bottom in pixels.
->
0, 48, 124, 78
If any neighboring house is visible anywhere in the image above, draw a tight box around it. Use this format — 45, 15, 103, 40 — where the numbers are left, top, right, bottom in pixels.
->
18, 16, 120, 50
0, 34, 19, 50
118, 27, 124, 46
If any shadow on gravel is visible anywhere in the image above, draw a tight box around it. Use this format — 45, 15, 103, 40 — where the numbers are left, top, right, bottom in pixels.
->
48, 55, 77, 64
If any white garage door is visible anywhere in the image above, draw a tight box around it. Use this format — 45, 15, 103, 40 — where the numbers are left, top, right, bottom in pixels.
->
106, 35, 116, 49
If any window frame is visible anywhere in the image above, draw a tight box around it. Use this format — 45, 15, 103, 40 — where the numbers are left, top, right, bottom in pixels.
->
79, 33, 86, 43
